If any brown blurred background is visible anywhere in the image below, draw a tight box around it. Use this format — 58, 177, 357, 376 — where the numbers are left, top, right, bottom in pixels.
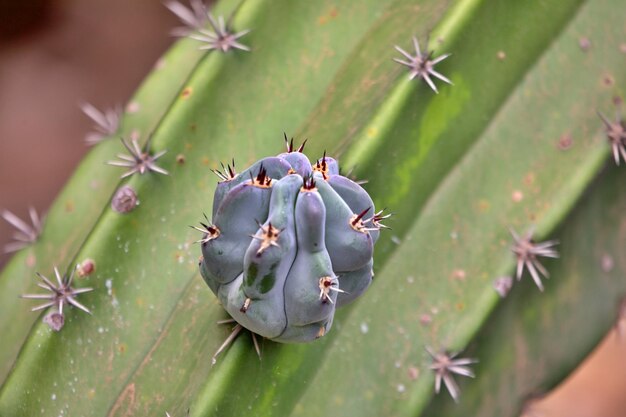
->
0, 1, 624, 416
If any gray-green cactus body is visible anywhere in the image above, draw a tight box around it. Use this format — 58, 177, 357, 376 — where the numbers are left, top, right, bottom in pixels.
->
313, 175, 373, 272
277, 151, 313, 177
335, 260, 374, 308
326, 174, 380, 243
200, 149, 384, 343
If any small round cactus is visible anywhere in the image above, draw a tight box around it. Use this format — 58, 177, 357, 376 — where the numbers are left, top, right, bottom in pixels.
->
198, 143, 387, 343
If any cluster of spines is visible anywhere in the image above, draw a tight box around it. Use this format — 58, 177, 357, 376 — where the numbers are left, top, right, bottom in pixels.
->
349, 207, 371, 233
250, 165, 272, 188
301, 175, 317, 191
318, 276, 345, 304
166, 0, 250, 53
597, 109, 626, 165
312, 151, 329, 179
191, 213, 220, 244
21, 266, 93, 331
107, 137, 169, 178
251, 221, 281, 256
284, 132, 307, 153
211, 159, 237, 182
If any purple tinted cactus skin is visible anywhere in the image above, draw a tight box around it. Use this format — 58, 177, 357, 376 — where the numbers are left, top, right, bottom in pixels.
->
335, 260, 373, 307
326, 174, 380, 243
204, 182, 273, 283
283, 190, 336, 321
199, 148, 385, 343
276, 189, 337, 343
278, 151, 313, 178
199, 257, 220, 294
219, 175, 302, 338
313, 175, 373, 272
211, 157, 292, 219
313, 155, 339, 178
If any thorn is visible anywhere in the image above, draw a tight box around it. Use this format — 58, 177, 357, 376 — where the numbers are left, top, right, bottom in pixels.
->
2, 207, 43, 253
426, 346, 477, 403
352, 207, 371, 226
250, 164, 272, 187
81, 102, 122, 145
318, 276, 345, 304
191, 213, 220, 244
312, 151, 331, 179
283, 132, 292, 152
164, 0, 208, 37
251, 333, 261, 359
22, 265, 94, 330
283, 133, 307, 153
211, 159, 236, 181
302, 175, 317, 191
364, 208, 392, 230
394, 36, 452, 94
188, 9, 251, 53
510, 227, 559, 292
213, 320, 263, 365
107, 137, 168, 178
597, 108, 626, 165
240, 297, 251, 313
212, 323, 243, 366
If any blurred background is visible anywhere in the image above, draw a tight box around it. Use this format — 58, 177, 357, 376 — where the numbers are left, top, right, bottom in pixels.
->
0, 1, 624, 416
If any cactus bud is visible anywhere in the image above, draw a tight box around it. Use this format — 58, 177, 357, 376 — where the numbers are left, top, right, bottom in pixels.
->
198, 147, 386, 343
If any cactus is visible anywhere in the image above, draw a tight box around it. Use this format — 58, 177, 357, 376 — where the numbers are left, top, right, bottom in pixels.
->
0, 0, 625, 416
198, 148, 382, 344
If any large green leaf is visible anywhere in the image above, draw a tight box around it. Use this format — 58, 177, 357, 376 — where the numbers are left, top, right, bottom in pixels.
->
0, 11, 212, 383
288, 0, 623, 414
424, 164, 626, 416
0, 0, 623, 416
0, 0, 405, 415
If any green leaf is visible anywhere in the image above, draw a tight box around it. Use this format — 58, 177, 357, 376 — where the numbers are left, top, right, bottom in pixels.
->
0, 0, 623, 416
0, 17, 210, 384
424, 164, 626, 416
292, 0, 624, 415
0, 0, 406, 415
